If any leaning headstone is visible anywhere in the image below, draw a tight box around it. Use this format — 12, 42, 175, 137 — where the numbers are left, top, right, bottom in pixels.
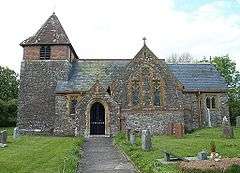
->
142, 129, 152, 151
167, 123, 174, 135
0, 130, 7, 144
126, 128, 131, 141
197, 151, 208, 160
236, 116, 240, 128
130, 133, 136, 145
13, 127, 20, 139
223, 126, 234, 138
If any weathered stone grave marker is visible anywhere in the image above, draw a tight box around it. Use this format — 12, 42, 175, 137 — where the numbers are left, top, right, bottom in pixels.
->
130, 132, 136, 145
0, 130, 7, 145
236, 116, 240, 128
13, 127, 20, 139
222, 116, 234, 138
197, 151, 208, 160
142, 129, 152, 151
174, 123, 185, 138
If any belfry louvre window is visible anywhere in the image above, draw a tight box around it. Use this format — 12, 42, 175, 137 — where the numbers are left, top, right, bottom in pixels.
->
40, 46, 51, 59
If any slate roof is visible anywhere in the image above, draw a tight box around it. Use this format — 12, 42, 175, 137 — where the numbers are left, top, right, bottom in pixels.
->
20, 13, 70, 46
55, 60, 228, 93
56, 59, 130, 93
168, 64, 228, 92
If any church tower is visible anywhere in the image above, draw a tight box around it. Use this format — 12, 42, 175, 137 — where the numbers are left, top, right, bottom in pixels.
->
18, 13, 77, 134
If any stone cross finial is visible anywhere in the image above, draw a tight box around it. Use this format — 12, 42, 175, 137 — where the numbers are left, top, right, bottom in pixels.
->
143, 37, 147, 45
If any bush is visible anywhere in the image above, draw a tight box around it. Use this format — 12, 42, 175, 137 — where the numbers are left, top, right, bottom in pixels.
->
0, 99, 17, 127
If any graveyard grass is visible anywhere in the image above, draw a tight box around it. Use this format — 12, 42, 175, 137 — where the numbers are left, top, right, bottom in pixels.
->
114, 128, 240, 173
0, 127, 84, 173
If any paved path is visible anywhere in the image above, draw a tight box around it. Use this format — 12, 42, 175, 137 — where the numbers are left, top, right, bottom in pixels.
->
77, 137, 137, 173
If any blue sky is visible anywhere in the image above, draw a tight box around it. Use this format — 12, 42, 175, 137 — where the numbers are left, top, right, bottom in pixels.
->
0, 0, 240, 72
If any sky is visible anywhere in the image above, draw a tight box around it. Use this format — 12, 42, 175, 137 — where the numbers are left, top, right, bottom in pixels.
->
0, 0, 240, 73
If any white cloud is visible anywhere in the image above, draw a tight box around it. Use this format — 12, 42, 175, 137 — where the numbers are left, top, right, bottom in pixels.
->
0, 0, 239, 73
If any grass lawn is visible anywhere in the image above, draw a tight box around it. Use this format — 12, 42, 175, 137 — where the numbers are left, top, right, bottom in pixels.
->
114, 128, 240, 173
0, 127, 84, 173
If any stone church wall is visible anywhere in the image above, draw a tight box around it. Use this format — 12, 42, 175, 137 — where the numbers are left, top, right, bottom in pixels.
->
17, 60, 71, 134
53, 95, 76, 136
122, 110, 184, 134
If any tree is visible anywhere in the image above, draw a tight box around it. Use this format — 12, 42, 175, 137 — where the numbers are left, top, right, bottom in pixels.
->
210, 55, 240, 125
0, 66, 19, 127
0, 66, 19, 101
167, 52, 195, 64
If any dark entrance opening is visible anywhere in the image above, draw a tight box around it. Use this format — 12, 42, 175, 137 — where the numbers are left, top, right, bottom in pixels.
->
90, 102, 105, 135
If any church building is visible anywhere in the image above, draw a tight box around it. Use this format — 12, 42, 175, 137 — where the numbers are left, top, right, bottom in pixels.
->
17, 13, 229, 136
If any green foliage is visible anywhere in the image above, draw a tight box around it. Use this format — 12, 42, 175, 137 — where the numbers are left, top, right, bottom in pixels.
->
0, 99, 17, 127
211, 55, 240, 88
0, 66, 19, 127
114, 128, 240, 173
0, 66, 19, 101
0, 127, 84, 173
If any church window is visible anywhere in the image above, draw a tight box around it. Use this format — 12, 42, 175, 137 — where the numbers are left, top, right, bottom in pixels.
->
40, 46, 51, 59
132, 81, 140, 106
70, 99, 78, 114
206, 96, 217, 109
211, 97, 216, 109
107, 86, 111, 95
206, 97, 211, 109
153, 81, 161, 106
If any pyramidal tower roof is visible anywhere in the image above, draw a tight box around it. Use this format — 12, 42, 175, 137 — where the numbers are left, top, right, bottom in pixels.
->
20, 12, 71, 46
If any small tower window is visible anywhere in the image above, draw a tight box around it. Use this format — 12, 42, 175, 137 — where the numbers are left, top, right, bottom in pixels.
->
70, 99, 78, 114
40, 46, 51, 59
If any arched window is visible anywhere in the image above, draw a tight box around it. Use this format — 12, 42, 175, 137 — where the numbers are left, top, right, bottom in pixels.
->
132, 81, 140, 106
40, 46, 51, 59
70, 99, 78, 114
206, 97, 211, 109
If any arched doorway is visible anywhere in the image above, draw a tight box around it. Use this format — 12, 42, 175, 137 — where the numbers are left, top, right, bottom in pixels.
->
90, 102, 105, 135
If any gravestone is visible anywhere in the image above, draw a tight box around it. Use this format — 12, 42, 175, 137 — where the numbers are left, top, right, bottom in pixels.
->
236, 116, 240, 128
197, 151, 208, 160
223, 126, 234, 138
130, 133, 136, 145
0, 130, 7, 144
141, 129, 152, 151
126, 128, 131, 141
13, 127, 20, 139
174, 123, 185, 138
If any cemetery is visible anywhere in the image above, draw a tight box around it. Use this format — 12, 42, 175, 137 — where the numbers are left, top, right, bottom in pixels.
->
114, 126, 240, 173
